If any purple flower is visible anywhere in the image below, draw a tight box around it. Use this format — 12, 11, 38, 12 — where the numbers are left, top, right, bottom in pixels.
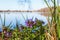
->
25, 19, 36, 28
4, 32, 12, 38
19, 25, 24, 31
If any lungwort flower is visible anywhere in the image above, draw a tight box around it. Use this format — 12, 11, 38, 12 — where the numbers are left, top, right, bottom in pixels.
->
25, 19, 36, 28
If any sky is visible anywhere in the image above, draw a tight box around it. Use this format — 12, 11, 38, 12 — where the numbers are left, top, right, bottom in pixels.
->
0, 0, 59, 10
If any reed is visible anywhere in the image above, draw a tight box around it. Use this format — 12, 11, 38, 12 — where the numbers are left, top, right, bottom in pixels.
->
44, 0, 60, 40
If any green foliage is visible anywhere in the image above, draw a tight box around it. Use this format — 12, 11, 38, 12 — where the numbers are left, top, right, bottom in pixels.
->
0, 14, 45, 40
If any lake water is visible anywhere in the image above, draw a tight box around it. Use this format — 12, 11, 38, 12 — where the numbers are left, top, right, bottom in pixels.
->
0, 12, 48, 31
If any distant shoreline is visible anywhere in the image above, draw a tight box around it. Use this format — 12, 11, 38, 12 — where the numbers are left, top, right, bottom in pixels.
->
0, 7, 52, 12
0, 7, 51, 16
0, 10, 42, 12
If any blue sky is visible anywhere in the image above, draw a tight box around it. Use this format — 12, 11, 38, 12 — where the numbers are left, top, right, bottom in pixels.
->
0, 0, 59, 10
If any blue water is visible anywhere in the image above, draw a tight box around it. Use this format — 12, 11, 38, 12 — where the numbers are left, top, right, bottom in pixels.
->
0, 12, 48, 31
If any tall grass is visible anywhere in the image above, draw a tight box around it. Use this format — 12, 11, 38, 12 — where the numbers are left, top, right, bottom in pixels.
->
0, 0, 60, 40
0, 13, 46, 40
44, 0, 60, 40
